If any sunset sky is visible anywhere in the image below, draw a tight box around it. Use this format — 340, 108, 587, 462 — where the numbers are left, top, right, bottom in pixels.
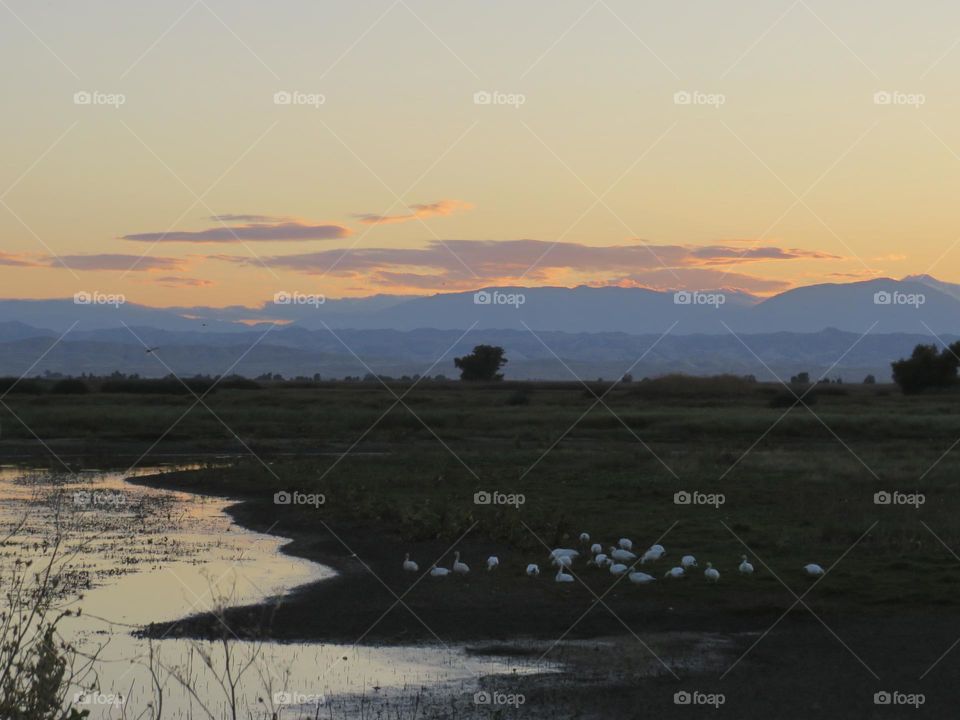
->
3, 0, 960, 307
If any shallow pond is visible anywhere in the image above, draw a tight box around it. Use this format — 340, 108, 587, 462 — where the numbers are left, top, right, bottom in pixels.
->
0, 465, 539, 718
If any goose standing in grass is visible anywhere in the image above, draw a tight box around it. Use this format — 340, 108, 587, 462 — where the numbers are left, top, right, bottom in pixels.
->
641, 545, 666, 564
738, 556, 754, 575
526, 563, 540, 577
610, 547, 637, 563
430, 565, 450, 577
486, 556, 499, 571
590, 553, 609, 568
452, 552, 470, 575
664, 566, 685, 579
555, 567, 574, 583
402, 553, 419, 572
590, 543, 603, 556
618, 538, 633, 551
704, 562, 720, 583
628, 571, 656, 585
550, 548, 580, 564
609, 562, 628, 575
681, 555, 698, 569
579, 532, 591, 544
804, 563, 825, 577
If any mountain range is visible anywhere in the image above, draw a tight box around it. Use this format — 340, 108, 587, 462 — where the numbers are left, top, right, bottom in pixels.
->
0, 276, 956, 380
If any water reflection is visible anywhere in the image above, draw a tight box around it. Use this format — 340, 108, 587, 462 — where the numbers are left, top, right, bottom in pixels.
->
0, 465, 537, 718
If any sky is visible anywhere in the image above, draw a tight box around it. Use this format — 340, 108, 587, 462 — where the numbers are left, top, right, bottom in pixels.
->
2, 0, 960, 307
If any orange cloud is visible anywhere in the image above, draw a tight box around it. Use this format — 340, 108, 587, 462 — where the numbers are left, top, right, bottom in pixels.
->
212, 238, 839, 294
123, 216, 351, 243
354, 199, 473, 225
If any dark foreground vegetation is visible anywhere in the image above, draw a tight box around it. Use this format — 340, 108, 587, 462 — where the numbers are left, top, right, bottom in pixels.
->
5, 374, 960, 717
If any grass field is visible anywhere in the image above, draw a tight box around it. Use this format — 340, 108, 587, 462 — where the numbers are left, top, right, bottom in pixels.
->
7, 376, 960, 716
5, 376, 960, 614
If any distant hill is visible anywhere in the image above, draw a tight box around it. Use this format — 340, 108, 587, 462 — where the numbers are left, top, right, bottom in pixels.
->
1, 277, 956, 335
0, 325, 945, 382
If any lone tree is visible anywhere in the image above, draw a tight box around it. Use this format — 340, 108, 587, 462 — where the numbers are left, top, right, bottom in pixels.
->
454, 344, 507, 382
891, 343, 960, 394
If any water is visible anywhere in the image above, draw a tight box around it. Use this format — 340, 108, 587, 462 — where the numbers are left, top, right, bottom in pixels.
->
0, 465, 536, 718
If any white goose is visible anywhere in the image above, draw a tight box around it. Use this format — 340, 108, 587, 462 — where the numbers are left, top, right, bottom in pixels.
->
609, 562, 628, 575
591, 553, 609, 568
641, 545, 666, 564
402, 553, 419, 572
430, 565, 450, 577
704, 562, 720, 583
486, 556, 499, 571
590, 543, 603, 556
452, 552, 470, 575
526, 563, 540, 577
664, 566, 685, 579
555, 567, 574, 583
609, 547, 637, 563
550, 548, 580, 564
579, 532, 591, 544
628, 571, 656, 585
738, 555, 754, 575
554, 554, 573, 568
804, 563, 825, 577
681, 555, 698, 569
618, 538, 633, 551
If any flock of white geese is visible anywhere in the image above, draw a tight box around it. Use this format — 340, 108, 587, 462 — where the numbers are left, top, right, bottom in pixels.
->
404, 533, 827, 585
